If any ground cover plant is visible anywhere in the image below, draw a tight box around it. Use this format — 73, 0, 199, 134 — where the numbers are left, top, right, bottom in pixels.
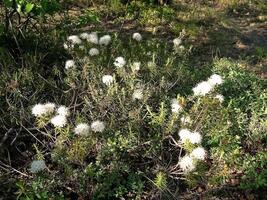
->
0, 0, 266, 199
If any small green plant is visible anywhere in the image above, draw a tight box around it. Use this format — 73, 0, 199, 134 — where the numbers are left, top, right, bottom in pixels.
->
77, 10, 100, 26
154, 171, 167, 190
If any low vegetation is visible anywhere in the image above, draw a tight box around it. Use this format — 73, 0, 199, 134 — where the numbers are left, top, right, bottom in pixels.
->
0, 0, 266, 199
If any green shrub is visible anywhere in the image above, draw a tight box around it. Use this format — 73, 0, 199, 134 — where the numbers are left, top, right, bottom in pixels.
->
19, 32, 230, 199
206, 58, 267, 189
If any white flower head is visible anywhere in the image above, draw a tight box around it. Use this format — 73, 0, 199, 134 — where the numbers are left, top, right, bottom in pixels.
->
43, 103, 56, 114
89, 48, 100, 56
67, 35, 82, 45
102, 75, 114, 86
178, 155, 195, 173
57, 106, 70, 117
188, 131, 202, 144
91, 120, 105, 133
171, 99, 182, 113
80, 32, 90, 40
99, 35, 111, 46
215, 94, 224, 103
193, 81, 213, 96
74, 123, 90, 136
51, 115, 67, 128
30, 160, 46, 173
32, 103, 55, 117
32, 104, 46, 117
63, 42, 72, 50
178, 129, 191, 143
131, 62, 141, 72
173, 38, 182, 47
132, 32, 142, 41
114, 57, 126, 68
179, 129, 202, 144
87, 32, 98, 44
208, 74, 223, 86
133, 89, 143, 100
191, 147, 206, 160
179, 45, 185, 51
65, 60, 76, 70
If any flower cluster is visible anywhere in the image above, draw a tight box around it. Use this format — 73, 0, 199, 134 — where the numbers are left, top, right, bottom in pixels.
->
30, 160, 46, 173
102, 75, 114, 86
74, 123, 90, 136
31, 31, 219, 193
192, 74, 223, 96
176, 74, 222, 173
178, 128, 206, 173
32, 103, 70, 128
32, 103, 55, 117
65, 60, 76, 70
133, 89, 143, 100
171, 99, 182, 114
63, 32, 112, 65
114, 57, 126, 68
132, 32, 142, 42
173, 38, 182, 47
74, 120, 105, 136
178, 129, 202, 144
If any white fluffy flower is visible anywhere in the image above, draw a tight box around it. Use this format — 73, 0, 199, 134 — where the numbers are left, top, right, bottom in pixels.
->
193, 81, 213, 96
188, 131, 202, 144
32, 104, 46, 117
173, 38, 182, 47
132, 32, 142, 41
179, 129, 202, 144
80, 32, 90, 40
91, 120, 105, 133
43, 103, 56, 114
99, 35, 111, 46
191, 147, 206, 160
89, 48, 100, 56
178, 155, 195, 172
180, 116, 191, 124
133, 89, 143, 100
178, 45, 185, 51
30, 160, 46, 173
215, 94, 224, 103
131, 62, 141, 72
208, 74, 223, 86
32, 103, 55, 117
178, 129, 191, 143
171, 99, 182, 113
102, 75, 114, 86
63, 42, 71, 50
67, 35, 82, 45
51, 115, 67, 128
57, 106, 70, 117
74, 123, 90, 136
87, 32, 98, 44
65, 60, 76, 70
114, 57, 126, 68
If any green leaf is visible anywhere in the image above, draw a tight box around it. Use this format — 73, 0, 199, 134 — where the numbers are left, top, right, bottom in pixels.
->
3, 0, 13, 7
25, 3, 34, 13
